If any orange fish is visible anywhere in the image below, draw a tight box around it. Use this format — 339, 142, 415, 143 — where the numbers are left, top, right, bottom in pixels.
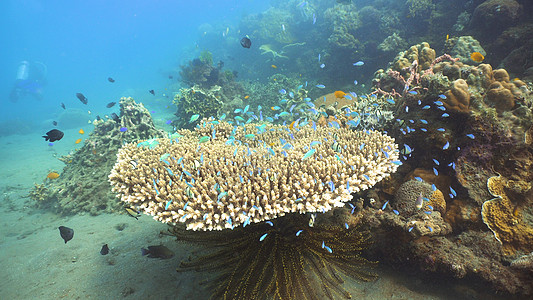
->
271, 65, 277, 69
79, 129, 84, 134
334, 91, 346, 98
47, 172, 60, 179
75, 138, 82, 144
244, 95, 250, 99
289, 120, 296, 130
470, 52, 484, 63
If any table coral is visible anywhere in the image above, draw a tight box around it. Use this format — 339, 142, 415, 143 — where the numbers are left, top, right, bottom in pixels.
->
481, 174, 533, 256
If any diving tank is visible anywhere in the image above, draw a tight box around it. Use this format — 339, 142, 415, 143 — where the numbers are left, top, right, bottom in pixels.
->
16, 61, 30, 80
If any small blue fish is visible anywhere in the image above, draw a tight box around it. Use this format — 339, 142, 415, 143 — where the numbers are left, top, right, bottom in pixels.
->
393, 209, 399, 215
234, 108, 242, 114
344, 94, 353, 100
437, 106, 446, 111
433, 159, 440, 165
324, 245, 332, 253
428, 227, 433, 232
289, 91, 294, 98
408, 227, 414, 232
353, 61, 364, 66
302, 148, 316, 160
466, 134, 475, 139
438, 94, 447, 99
433, 167, 439, 176
437, 128, 445, 132
189, 114, 200, 123
318, 53, 321, 62
279, 89, 286, 94
165, 200, 172, 210
312, 13, 316, 24
219, 113, 226, 120
408, 91, 418, 95
431, 184, 437, 191
443, 141, 450, 150
391, 160, 403, 165
420, 128, 427, 132
414, 177, 423, 182
259, 233, 268, 241
347, 119, 360, 128
271, 106, 281, 111
442, 113, 450, 117
353, 80, 358, 85
422, 105, 430, 110
385, 98, 395, 104
296, 230, 303, 236
266, 221, 274, 226
382, 201, 389, 210
420, 119, 428, 124
310, 141, 321, 147
316, 84, 325, 89
450, 186, 457, 196
434, 101, 444, 106
344, 223, 349, 229
320, 63, 325, 68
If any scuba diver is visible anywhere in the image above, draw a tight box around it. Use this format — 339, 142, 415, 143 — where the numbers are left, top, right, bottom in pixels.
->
9, 60, 47, 102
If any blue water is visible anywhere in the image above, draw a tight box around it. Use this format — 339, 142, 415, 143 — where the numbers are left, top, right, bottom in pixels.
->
0, 0, 269, 127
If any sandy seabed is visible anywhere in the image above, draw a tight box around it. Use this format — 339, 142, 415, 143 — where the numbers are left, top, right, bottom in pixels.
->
0, 131, 506, 300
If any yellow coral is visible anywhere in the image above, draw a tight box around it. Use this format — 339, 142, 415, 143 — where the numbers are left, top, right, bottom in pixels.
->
482, 174, 533, 256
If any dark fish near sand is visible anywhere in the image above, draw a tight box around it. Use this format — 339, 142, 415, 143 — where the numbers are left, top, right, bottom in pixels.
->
53, 121, 57, 126
76, 93, 88, 105
240, 36, 251, 48
58, 226, 74, 244
106, 101, 116, 108
141, 245, 174, 259
124, 206, 140, 219
107, 77, 115, 83
43, 129, 64, 142
149, 89, 155, 95
60, 102, 66, 109
100, 244, 109, 255
111, 113, 120, 123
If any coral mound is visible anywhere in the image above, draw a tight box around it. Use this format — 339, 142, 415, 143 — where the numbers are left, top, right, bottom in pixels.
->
109, 120, 400, 230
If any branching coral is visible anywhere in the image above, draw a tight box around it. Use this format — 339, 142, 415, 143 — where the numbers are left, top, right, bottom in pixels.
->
171, 213, 377, 300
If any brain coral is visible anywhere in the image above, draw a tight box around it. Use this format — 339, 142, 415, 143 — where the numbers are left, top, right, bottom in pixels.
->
393, 180, 445, 217
109, 120, 400, 231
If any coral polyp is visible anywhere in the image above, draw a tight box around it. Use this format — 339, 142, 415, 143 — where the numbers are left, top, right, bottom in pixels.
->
170, 213, 376, 300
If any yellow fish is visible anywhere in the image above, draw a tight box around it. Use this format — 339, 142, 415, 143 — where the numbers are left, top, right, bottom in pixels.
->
79, 129, 85, 134
75, 138, 82, 144
47, 172, 60, 179
470, 52, 484, 63
446, 34, 449, 41
271, 64, 277, 69
244, 95, 250, 99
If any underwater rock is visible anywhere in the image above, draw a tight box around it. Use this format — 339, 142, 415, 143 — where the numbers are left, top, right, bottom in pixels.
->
472, 0, 521, 32
32, 97, 164, 215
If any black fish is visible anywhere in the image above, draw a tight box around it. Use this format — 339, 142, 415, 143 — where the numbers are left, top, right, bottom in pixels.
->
43, 129, 64, 142
240, 36, 251, 48
107, 77, 115, 83
96, 115, 101, 121
141, 245, 174, 259
106, 101, 116, 108
100, 244, 109, 255
149, 89, 155, 95
76, 93, 88, 105
53, 121, 58, 126
168, 75, 173, 79
111, 113, 120, 123
60, 102, 66, 110
58, 226, 74, 244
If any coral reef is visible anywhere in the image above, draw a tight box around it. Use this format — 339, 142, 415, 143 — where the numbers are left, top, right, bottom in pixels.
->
109, 119, 400, 230
31, 97, 164, 215
482, 174, 533, 256
173, 85, 224, 129
445, 36, 487, 64
171, 213, 376, 300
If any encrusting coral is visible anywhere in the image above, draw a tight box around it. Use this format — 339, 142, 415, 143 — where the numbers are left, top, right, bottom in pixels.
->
109, 119, 400, 231
481, 174, 533, 256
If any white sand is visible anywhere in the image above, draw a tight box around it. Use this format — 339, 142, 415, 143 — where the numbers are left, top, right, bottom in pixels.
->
0, 132, 496, 299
